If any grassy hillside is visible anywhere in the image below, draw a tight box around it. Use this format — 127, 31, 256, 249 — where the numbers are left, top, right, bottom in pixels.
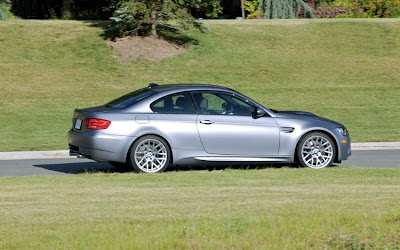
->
0, 19, 399, 151
1, 168, 399, 248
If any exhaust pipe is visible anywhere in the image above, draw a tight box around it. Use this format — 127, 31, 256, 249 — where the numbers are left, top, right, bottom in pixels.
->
69, 150, 85, 158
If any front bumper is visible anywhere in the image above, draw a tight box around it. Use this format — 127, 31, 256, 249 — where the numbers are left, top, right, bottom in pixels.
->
68, 129, 136, 162
330, 128, 351, 162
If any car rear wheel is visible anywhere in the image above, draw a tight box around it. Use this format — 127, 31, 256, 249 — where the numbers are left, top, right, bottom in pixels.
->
297, 132, 336, 169
129, 135, 170, 173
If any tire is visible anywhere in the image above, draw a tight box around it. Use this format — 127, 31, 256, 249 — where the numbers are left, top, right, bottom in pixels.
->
296, 132, 336, 169
108, 161, 131, 171
128, 135, 171, 173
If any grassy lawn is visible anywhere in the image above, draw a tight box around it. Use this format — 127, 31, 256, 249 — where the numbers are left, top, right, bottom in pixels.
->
0, 19, 399, 151
0, 167, 399, 248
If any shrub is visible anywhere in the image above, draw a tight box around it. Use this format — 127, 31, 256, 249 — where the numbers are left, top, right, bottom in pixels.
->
259, 0, 315, 19
360, 0, 400, 17
0, 0, 11, 19
199, 0, 223, 18
330, 0, 400, 17
244, 0, 264, 19
315, 2, 354, 18
108, 0, 217, 39
75, 10, 103, 20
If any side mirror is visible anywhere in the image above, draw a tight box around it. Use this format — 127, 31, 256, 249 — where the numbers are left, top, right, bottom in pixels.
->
254, 107, 266, 118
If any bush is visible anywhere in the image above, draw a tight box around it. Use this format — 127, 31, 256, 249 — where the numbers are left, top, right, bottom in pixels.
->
259, 0, 315, 19
108, 0, 215, 39
360, 0, 400, 17
315, 2, 355, 18
0, 0, 11, 19
75, 10, 104, 20
323, 0, 400, 18
244, 0, 264, 19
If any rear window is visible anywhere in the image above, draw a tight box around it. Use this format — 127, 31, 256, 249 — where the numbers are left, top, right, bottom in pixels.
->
105, 89, 156, 109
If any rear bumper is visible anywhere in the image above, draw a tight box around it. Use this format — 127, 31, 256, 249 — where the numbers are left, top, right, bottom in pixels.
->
68, 129, 136, 162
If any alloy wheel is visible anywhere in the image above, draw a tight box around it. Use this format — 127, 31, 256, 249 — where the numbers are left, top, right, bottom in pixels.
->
300, 135, 334, 169
134, 139, 168, 173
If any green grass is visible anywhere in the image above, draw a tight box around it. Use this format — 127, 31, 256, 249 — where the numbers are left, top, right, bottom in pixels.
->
0, 168, 399, 249
0, 19, 399, 151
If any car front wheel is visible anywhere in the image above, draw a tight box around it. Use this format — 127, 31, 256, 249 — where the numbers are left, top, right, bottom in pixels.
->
129, 135, 170, 173
297, 132, 336, 169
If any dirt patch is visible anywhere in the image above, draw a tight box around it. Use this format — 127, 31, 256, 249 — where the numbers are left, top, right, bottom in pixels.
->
107, 36, 186, 61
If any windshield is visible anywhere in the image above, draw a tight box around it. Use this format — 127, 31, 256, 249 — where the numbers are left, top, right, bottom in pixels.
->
105, 88, 156, 109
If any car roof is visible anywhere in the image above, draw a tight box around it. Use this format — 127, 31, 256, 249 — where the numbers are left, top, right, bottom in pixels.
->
148, 83, 234, 92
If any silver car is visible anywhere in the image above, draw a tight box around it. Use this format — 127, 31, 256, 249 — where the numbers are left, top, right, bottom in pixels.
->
68, 84, 351, 173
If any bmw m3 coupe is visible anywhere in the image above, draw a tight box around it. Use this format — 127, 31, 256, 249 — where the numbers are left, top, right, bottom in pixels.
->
68, 83, 351, 173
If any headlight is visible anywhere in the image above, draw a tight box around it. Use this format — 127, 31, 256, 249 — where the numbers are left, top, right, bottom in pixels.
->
336, 127, 348, 136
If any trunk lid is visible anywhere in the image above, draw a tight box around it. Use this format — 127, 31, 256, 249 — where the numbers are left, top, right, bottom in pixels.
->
71, 106, 112, 132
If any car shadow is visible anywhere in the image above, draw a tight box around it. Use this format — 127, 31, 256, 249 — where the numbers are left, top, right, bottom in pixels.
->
166, 163, 288, 172
34, 161, 299, 174
34, 161, 114, 174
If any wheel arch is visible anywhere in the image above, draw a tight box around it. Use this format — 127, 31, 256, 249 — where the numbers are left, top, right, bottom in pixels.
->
126, 133, 174, 164
294, 129, 340, 163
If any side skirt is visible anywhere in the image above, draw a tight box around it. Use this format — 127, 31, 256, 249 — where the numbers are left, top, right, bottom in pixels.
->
194, 156, 292, 162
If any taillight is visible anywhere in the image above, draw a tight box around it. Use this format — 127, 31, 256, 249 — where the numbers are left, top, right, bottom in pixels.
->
84, 118, 111, 130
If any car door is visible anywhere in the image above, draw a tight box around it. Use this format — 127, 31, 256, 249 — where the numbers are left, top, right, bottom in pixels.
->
192, 91, 280, 156
148, 91, 203, 151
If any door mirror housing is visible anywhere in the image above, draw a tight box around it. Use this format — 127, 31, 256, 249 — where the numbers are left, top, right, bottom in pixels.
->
253, 107, 266, 118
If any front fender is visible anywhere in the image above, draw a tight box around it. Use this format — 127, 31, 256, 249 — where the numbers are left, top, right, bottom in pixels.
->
276, 117, 342, 159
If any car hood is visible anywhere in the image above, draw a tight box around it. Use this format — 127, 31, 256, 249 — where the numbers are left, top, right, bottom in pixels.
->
274, 110, 344, 128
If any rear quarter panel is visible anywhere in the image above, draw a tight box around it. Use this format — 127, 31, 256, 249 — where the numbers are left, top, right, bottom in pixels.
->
93, 112, 204, 151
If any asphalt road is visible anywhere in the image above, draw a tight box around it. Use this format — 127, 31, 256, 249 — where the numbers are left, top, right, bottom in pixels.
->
0, 150, 399, 177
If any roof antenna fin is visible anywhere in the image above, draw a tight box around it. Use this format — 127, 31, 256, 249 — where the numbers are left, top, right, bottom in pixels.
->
148, 83, 159, 89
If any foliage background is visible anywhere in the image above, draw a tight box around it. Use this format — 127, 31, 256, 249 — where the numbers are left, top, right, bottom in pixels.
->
245, 0, 400, 18
313, 0, 400, 18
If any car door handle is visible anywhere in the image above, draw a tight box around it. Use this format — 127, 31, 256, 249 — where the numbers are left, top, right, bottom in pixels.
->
200, 120, 215, 125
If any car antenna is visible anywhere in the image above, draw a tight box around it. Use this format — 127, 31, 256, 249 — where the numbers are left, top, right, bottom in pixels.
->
148, 83, 159, 89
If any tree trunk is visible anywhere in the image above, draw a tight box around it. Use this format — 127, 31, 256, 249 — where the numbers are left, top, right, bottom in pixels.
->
240, 0, 245, 19
151, 10, 158, 39
62, 0, 73, 19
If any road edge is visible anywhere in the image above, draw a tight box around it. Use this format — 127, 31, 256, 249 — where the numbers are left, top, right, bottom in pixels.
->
0, 142, 399, 160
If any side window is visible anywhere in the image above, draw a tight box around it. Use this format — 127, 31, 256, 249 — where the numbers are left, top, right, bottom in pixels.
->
150, 92, 197, 114
191, 92, 256, 116
231, 96, 255, 115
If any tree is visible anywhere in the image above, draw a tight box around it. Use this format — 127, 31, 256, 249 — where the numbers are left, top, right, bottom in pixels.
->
259, 0, 315, 18
109, 0, 221, 39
